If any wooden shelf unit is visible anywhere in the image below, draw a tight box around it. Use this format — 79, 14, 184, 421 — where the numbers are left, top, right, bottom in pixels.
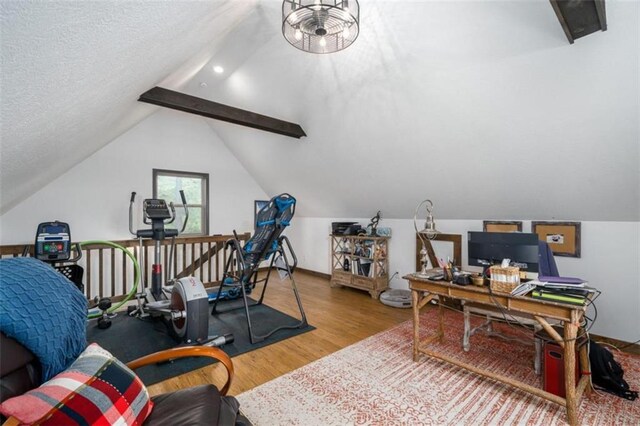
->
330, 234, 389, 299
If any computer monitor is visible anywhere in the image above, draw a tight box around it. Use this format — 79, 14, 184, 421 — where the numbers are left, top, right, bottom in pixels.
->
467, 231, 539, 272
254, 200, 269, 227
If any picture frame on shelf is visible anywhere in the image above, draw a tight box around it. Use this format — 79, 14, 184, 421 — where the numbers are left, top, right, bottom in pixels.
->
483, 220, 523, 233
531, 221, 581, 258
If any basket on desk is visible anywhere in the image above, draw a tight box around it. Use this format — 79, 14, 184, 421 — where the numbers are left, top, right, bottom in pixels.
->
489, 266, 520, 294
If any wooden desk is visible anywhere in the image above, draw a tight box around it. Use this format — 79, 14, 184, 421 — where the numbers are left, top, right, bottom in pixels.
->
405, 273, 590, 426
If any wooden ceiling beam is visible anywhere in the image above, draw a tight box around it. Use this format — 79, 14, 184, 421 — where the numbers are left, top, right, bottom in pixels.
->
550, 0, 607, 44
139, 86, 306, 139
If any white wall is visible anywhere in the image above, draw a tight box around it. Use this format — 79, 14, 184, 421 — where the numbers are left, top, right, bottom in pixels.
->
0, 108, 268, 243
205, 2, 640, 222
287, 217, 640, 342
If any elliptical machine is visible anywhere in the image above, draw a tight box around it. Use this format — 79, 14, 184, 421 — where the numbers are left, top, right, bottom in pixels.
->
128, 191, 232, 347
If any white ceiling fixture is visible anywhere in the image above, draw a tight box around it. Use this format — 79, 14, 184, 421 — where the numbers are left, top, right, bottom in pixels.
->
213, 65, 224, 74
282, 0, 359, 54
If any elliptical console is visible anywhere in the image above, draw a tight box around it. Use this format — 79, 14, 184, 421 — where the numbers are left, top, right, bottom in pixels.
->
34, 221, 72, 262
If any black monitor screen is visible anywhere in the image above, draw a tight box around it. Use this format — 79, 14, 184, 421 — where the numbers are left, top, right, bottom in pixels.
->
254, 200, 269, 227
468, 231, 539, 272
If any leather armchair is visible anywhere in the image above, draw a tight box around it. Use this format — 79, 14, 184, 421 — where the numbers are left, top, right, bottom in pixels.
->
1, 333, 250, 425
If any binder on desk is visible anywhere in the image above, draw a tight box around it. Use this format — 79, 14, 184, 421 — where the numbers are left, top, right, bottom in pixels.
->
532, 289, 586, 305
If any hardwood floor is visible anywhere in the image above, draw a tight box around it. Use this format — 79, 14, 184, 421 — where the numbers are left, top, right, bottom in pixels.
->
145, 271, 640, 397
146, 271, 412, 397
589, 334, 640, 356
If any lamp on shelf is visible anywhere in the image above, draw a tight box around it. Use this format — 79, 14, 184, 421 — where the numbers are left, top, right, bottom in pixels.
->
413, 199, 439, 277
282, 0, 360, 54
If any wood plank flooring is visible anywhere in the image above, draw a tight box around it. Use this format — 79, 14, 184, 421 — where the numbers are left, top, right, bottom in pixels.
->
146, 272, 412, 397
145, 271, 639, 397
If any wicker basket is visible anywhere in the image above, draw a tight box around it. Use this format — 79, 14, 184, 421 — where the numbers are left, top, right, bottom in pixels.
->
471, 275, 485, 287
489, 266, 520, 294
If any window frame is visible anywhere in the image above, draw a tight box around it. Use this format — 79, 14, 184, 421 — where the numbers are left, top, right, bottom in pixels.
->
152, 168, 210, 236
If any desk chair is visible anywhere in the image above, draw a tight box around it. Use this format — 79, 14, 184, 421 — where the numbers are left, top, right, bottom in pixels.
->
462, 241, 558, 375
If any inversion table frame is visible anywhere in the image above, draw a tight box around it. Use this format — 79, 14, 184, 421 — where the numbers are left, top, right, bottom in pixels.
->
210, 194, 308, 344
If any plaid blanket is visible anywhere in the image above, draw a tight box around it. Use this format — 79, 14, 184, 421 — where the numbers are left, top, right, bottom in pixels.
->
0, 344, 153, 425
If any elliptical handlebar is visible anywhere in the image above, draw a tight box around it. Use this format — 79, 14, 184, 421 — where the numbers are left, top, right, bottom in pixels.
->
178, 190, 189, 234
128, 190, 190, 237
166, 202, 177, 225
69, 242, 83, 263
129, 192, 137, 236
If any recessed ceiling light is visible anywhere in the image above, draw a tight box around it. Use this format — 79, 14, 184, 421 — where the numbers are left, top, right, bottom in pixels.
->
213, 65, 224, 74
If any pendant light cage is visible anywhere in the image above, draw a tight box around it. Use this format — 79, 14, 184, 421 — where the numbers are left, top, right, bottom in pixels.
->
282, 0, 360, 54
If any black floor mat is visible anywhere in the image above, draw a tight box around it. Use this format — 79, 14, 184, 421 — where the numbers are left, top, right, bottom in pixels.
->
87, 298, 313, 385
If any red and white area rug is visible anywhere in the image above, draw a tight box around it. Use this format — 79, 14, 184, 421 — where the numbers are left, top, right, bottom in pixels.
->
237, 308, 640, 425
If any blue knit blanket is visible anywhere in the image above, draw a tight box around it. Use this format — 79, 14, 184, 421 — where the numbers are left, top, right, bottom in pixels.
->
0, 257, 87, 382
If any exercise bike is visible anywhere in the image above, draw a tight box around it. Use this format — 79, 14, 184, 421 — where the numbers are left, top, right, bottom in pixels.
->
33, 221, 139, 330
128, 191, 232, 347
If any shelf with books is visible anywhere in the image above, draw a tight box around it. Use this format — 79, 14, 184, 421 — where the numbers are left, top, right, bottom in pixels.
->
346, 254, 386, 261
330, 234, 389, 299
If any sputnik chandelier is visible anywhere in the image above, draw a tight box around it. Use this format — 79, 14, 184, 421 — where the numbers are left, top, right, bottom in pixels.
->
282, 0, 360, 54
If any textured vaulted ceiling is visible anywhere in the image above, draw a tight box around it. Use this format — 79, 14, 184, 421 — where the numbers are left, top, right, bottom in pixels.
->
0, 0, 256, 213
2, 1, 638, 221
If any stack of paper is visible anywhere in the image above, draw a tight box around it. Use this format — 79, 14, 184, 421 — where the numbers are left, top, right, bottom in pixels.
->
511, 282, 536, 296
524, 275, 598, 304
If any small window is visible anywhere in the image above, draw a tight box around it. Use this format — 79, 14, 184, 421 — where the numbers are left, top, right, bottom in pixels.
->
153, 169, 209, 236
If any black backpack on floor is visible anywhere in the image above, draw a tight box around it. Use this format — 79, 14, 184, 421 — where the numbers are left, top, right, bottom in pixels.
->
589, 341, 638, 401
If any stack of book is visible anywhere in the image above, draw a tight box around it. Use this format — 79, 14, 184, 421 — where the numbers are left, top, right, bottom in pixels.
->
528, 275, 593, 305
531, 288, 590, 305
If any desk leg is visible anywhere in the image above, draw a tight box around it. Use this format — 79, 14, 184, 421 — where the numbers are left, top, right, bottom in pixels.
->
437, 298, 444, 342
463, 307, 471, 351
412, 289, 420, 362
564, 319, 578, 426
579, 331, 592, 397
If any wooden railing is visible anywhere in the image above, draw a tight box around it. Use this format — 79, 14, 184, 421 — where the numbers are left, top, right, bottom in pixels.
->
0, 233, 250, 300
